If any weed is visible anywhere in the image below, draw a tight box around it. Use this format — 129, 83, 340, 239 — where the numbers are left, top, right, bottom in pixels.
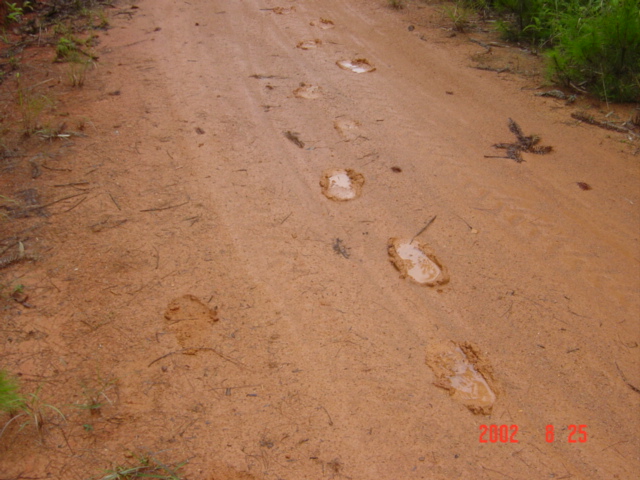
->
5, 1, 31, 24
53, 21, 71, 36
0, 384, 65, 439
388, 0, 404, 10
55, 33, 97, 62
15, 73, 54, 135
74, 375, 117, 416
0, 370, 24, 414
0, 194, 20, 220
76, 116, 92, 131
91, 9, 109, 30
0, 374, 65, 442
92, 454, 188, 480
8, 55, 19, 70
56, 36, 76, 59
66, 57, 94, 87
443, 1, 474, 32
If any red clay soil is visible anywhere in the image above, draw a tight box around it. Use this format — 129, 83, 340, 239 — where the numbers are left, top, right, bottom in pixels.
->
1, 1, 638, 479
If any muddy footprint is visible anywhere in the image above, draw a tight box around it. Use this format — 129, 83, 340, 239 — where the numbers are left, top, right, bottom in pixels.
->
320, 168, 365, 201
310, 18, 335, 29
164, 294, 218, 349
270, 6, 295, 15
333, 117, 363, 141
387, 238, 449, 286
294, 83, 322, 99
297, 39, 322, 50
426, 341, 497, 415
337, 58, 376, 74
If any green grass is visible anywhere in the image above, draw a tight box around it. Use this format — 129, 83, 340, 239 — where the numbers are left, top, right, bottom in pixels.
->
0, 379, 65, 440
66, 57, 94, 87
454, 0, 640, 101
74, 374, 117, 415
15, 73, 55, 135
0, 370, 24, 413
442, 1, 474, 32
546, 0, 640, 102
0, 387, 66, 437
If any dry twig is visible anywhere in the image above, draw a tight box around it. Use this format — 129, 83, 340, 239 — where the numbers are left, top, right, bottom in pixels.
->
411, 215, 437, 243
140, 200, 189, 212
284, 131, 305, 148
148, 347, 248, 369
571, 112, 634, 134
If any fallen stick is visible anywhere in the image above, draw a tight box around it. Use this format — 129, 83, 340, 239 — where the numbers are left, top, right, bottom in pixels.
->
23, 192, 87, 211
140, 200, 189, 212
411, 215, 437, 243
148, 347, 248, 369
571, 112, 632, 134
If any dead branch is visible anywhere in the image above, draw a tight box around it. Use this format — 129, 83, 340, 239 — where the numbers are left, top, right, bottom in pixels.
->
140, 200, 189, 212
148, 347, 248, 369
571, 112, 634, 134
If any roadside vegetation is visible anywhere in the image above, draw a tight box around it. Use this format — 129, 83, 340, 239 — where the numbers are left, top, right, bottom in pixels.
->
1, 1, 107, 89
432, 0, 640, 102
0, 2, 188, 478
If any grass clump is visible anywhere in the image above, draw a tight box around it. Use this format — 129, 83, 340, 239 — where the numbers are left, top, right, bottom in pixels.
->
1, 371, 65, 440
0, 384, 66, 439
0, 369, 24, 414
443, 1, 475, 32
74, 374, 118, 416
66, 57, 94, 87
15, 73, 54, 134
54, 32, 97, 87
92, 455, 188, 480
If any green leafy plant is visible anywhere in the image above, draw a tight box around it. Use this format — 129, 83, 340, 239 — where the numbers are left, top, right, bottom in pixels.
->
55, 33, 97, 61
56, 35, 79, 60
5, 1, 31, 23
492, 0, 556, 44
388, 0, 404, 10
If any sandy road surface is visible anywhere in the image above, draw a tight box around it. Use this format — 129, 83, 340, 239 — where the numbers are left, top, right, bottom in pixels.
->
1, 0, 638, 479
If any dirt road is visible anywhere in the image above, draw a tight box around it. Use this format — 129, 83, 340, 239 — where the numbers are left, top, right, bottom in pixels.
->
1, 0, 638, 478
